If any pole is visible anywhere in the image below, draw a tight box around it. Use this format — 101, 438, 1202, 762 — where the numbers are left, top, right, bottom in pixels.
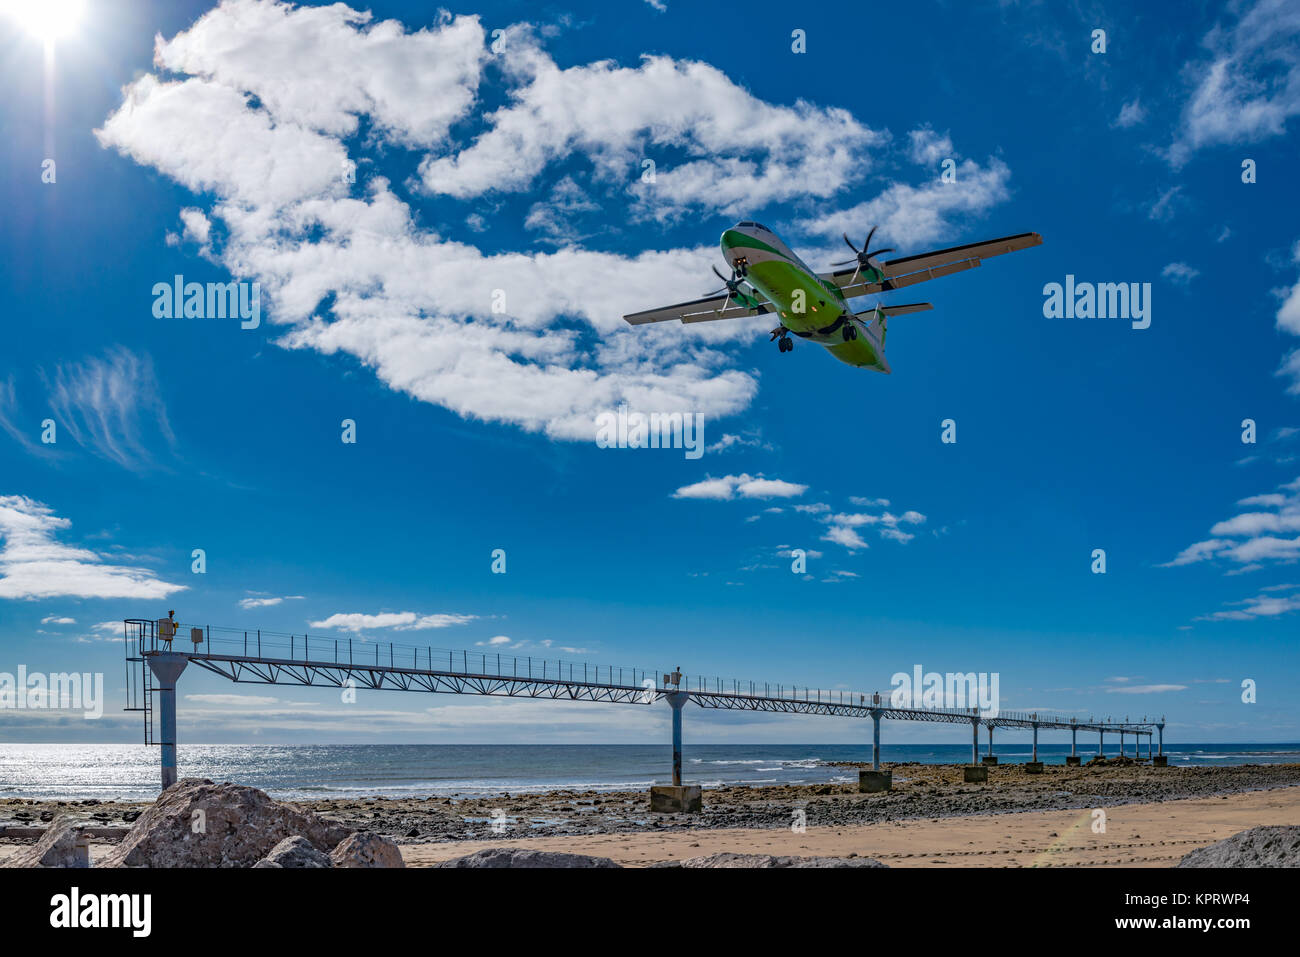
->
1099, 729, 1104, 756
1071, 726, 1077, 757
667, 691, 688, 786
986, 723, 993, 758
871, 711, 881, 770
1158, 724, 1163, 756
1032, 723, 1038, 762
972, 718, 979, 764
146, 653, 189, 792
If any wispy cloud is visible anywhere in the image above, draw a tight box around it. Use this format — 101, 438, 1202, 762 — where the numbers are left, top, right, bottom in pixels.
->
42, 348, 175, 472
307, 611, 477, 632
672, 474, 807, 501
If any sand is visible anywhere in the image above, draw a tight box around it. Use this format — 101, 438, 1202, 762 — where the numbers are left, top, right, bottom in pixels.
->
399, 785, 1300, 868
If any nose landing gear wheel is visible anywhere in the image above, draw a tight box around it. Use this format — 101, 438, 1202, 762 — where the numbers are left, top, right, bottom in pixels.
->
778, 337, 793, 353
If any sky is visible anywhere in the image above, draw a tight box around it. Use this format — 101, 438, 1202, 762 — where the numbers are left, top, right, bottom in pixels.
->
1, 0, 1298, 748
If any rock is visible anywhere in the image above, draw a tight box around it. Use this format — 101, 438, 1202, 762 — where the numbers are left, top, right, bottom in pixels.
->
330, 831, 404, 868
100, 779, 350, 868
253, 836, 332, 869
6, 815, 91, 868
1177, 826, 1300, 868
655, 852, 888, 868
435, 848, 621, 869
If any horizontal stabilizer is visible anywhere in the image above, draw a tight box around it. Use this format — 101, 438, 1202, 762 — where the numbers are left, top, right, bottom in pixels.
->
856, 302, 933, 318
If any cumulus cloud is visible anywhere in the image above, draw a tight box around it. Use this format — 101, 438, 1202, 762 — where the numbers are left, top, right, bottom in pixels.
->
672, 474, 807, 500
1169, 0, 1300, 167
0, 496, 185, 600
821, 508, 925, 549
95, 0, 1014, 441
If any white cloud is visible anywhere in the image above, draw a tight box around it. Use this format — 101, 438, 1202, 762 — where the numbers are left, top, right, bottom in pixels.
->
238, 595, 305, 609
40, 616, 75, 625
307, 611, 477, 632
822, 525, 868, 550
42, 349, 175, 472
95, 0, 1013, 442
1162, 262, 1200, 286
1169, 0, 1300, 166
1105, 684, 1186, 694
821, 507, 925, 549
672, 474, 807, 500
906, 127, 953, 166
0, 496, 185, 600
1164, 474, 1300, 570
1113, 99, 1147, 128
1275, 241, 1300, 392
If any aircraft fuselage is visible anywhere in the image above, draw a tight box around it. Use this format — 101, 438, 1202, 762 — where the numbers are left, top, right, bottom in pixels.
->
720, 222, 890, 371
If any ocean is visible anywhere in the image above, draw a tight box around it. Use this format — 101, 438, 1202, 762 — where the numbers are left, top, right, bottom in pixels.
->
1, 743, 1295, 802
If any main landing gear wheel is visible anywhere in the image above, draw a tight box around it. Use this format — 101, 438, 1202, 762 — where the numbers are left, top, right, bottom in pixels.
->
841, 323, 857, 342
778, 337, 793, 353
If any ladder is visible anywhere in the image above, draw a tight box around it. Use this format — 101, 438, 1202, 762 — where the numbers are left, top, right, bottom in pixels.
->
123, 619, 157, 745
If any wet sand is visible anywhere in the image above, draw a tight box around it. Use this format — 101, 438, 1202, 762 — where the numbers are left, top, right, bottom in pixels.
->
399, 784, 1300, 867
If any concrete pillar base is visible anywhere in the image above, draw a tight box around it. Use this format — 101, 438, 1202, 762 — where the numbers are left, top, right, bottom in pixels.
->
981, 755, 998, 765
963, 765, 989, 783
1153, 755, 1168, 767
858, 770, 892, 793
1023, 761, 1044, 774
1065, 756, 1082, 766
650, 785, 702, 813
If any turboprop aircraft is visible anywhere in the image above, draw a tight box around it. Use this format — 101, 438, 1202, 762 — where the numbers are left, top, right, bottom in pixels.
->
623, 222, 1042, 371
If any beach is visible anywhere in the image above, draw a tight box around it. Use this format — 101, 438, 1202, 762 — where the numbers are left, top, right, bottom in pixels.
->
2, 761, 1297, 866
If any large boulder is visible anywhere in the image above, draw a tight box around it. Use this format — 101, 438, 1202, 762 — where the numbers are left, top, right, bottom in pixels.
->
253, 836, 333, 869
657, 852, 888, 868
435, 848, 620, 868
101, 779, 350, 868
1177, 826, 1300, 868
5, 815, 91, 868
329, 831, 404, 868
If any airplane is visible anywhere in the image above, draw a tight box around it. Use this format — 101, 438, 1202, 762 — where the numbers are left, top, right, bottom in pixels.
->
623, 222, 1042, 372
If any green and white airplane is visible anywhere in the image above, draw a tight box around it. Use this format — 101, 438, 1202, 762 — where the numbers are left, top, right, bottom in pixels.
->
624, 222, 1042, 371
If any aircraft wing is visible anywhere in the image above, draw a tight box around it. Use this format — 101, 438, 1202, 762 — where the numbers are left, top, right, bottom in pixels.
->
623, 292, 774, 325
823, 231, 1042, 299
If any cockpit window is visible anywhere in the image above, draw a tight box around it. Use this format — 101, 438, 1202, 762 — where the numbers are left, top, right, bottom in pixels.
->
738, 221, 771, 232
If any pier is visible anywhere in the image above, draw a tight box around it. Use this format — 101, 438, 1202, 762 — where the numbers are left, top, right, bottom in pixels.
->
123, 619, 1166, 798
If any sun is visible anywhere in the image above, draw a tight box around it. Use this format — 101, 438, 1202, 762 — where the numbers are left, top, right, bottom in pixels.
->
0, 0, 86, 44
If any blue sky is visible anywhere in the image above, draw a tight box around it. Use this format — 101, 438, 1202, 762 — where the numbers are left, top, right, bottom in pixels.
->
1, 0, 1298, 747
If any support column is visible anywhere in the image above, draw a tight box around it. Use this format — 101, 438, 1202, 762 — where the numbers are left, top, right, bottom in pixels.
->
1119, 730, 1125, 757
859, 709, 891, 792
1153, 723, 1168, 766
1098, 729, 1104, 757
146, 653, 189, 792
971, 718, 979, 765
1025, 722, 1043, 772
670, 691, 685, 785
650, 691, 700, 812
982, 724, 998, 764
1066, 725, 1081, 765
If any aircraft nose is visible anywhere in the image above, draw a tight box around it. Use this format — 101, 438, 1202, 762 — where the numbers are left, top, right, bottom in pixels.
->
720, 228, 749, 251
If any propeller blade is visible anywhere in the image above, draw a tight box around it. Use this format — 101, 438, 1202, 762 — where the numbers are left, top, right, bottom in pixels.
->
865, 225, 878, 249
865, 247, 894, 258
831, 258, 858, 266
842, 232, 860, 253
712, 264, 730, 282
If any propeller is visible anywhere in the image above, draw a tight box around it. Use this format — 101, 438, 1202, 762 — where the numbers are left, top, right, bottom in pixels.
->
704, 264, 747, 299
832, 225, 895, 274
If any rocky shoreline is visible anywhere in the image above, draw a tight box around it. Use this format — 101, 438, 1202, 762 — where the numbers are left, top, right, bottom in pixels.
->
4, 762, 1297, 846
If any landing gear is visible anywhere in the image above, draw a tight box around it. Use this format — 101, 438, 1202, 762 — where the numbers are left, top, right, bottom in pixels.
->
778, 336, 793, 353
841, 322, 858, 342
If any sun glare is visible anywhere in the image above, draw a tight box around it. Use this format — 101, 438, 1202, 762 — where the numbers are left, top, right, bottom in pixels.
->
1, 0, 86, 44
